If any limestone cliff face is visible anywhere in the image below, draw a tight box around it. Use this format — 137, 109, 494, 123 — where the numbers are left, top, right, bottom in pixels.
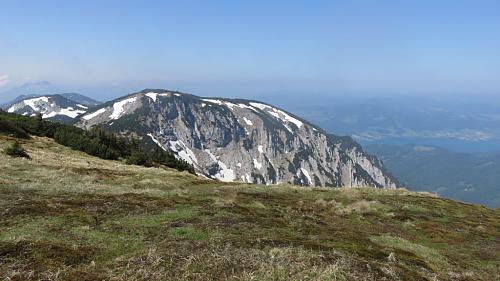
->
76, 89, 398, 188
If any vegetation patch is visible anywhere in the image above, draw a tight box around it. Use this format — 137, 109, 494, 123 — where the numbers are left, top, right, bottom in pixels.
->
3, 141, 30, 159
370, 234, 449, 270
168, 226, 210, 241
107, 207, 200, 233
315, 198, 392, 216
71, 226, 142, 262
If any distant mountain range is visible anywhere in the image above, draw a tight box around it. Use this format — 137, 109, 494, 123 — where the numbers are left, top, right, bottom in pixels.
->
366, 143, 500, 208
262, 94, 500, 153
1, 90, 397, 188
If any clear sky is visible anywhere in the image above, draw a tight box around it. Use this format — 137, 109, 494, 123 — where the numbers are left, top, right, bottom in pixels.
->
1, 0, 499, 101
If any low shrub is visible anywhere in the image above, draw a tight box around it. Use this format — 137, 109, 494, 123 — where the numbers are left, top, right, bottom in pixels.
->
4, 141, 30, 159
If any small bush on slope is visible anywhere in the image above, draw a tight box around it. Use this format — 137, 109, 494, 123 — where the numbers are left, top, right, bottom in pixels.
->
3, 141, 30, 159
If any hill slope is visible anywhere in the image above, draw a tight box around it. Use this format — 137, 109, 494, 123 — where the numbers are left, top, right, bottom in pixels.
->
1, 136, 498, 280
75, 89, 397, 188
366, 144, 500, 208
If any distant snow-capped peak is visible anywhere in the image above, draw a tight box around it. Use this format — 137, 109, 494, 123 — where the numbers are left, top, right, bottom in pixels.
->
3, 93, 100, 123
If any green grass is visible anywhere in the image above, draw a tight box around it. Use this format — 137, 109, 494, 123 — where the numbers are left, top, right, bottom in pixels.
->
108, 207, 200, 229
0, 217, 58, 242
168, 226, 210, 241
71, 226, 142, 262
370, 234, 449, 270
0, 135, 499, 280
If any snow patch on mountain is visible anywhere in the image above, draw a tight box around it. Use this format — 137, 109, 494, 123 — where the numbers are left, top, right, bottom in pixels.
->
43, 107, 85, 118
110, 97, 137, 120
248, 102, 268, 111
203, 149, 236, 182
202, 99, 223, 105
243, 117, 253, 126
145, 92, 158, 102
253, 158, 262, 170
7, 96, 49, 113
202, 99, 239, 110
249, 102, 303, 130
147, 133, 167, 151
82, 108, 106, 120
23, 97, 50, 111
237, 103, 258, 112
168, 139, 198, 165
212, 161, 235, 182
299, 168, 312, 185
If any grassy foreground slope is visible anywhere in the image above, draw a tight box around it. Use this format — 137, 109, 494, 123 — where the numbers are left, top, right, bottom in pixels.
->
1, 136, 499, 281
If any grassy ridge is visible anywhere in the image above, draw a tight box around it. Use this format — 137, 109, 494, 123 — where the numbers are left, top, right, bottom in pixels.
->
1, 136, 499, 280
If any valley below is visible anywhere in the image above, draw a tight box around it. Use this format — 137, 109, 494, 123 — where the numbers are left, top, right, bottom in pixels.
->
366, 144, 500, 208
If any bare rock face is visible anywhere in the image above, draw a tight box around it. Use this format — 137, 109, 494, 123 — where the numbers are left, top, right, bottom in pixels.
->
76, 89, 398, 188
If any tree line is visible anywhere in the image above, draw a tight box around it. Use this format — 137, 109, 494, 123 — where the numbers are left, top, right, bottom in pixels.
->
0, 110, 194, 173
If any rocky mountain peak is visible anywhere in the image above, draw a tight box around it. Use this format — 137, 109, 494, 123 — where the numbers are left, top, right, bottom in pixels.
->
76, 89, 398, 188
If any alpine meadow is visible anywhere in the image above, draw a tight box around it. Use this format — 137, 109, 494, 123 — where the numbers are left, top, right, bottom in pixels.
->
1, 1, 499, 280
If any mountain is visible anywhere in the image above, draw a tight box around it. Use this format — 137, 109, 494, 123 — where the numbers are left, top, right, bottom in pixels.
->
0, 81, 63, 104
2, 94, 92, 123
0, 94, 41, 109
366, 143, 500, 208
75, 89, 397, 188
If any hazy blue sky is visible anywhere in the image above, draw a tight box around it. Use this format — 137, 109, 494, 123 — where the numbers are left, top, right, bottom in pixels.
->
1, 0, 499, 101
